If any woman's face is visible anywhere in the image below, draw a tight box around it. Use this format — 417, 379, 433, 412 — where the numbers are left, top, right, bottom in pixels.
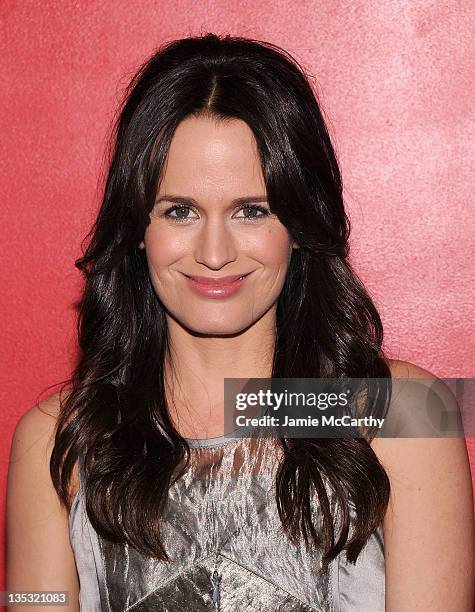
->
140, 115, 298, 336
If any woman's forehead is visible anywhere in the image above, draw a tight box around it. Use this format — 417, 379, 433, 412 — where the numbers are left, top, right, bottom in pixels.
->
158, 116, 266, 201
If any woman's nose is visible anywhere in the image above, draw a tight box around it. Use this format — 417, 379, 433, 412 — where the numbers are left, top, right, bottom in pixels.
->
193, 217, 238, 270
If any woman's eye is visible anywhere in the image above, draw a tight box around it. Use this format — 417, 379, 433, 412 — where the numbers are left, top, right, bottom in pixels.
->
163, 205, 197, 223
235, 205, 270, 221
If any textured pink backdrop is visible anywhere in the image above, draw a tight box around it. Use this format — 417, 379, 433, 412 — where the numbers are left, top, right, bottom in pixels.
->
1, 0, 474, 589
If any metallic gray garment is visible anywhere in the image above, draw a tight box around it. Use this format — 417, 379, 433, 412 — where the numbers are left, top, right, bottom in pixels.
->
69, 436, 385, 611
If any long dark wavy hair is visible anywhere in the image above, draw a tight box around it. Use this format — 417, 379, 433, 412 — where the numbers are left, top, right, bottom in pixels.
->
50, 32, 392, 574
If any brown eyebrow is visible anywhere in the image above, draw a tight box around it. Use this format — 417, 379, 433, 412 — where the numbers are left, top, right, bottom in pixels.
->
155, 194, 268, 206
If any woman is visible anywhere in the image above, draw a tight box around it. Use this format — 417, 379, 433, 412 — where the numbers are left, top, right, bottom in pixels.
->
7, 33, 474, 611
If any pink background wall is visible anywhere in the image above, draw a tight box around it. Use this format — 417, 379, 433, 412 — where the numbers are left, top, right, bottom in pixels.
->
1, 0, 474, 589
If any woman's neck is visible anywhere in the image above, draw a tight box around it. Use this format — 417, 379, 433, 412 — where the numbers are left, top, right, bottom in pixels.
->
163, 311, 276, 439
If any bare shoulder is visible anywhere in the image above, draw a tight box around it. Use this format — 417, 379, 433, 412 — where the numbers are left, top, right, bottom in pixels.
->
11, 391, 62, 467
369, 360, 474, 608
7, 390, 81, 603
371, 357, 464, 458
387, 357, 436, 380
10, 389, 80, 505
371, 358, 459, 451
13, 391, 63, 440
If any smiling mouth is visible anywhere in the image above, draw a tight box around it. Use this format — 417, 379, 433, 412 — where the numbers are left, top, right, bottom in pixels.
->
183, 273, 251, 285
180, 271, 253, 298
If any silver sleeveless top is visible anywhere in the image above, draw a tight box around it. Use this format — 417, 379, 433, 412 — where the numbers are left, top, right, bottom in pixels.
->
69, 435, 385, 611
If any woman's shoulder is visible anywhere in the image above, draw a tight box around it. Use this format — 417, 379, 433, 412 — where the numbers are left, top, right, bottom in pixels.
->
386, 357, 436, 380
371, 358, 451, 452
371, 360, 474, 607
384, 358, 461, 436
370, 358, 468, 480
7, 391, 81, 599
11, 389, 80, 504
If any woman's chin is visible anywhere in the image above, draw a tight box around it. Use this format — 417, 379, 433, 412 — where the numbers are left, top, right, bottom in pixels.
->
172, 314, 256, 337
187, 322, 252, 337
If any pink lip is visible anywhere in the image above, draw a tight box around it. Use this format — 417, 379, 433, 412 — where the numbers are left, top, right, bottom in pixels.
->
183, 272, 251, 298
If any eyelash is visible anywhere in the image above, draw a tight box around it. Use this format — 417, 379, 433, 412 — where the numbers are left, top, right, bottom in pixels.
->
162, 204, 270, 224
